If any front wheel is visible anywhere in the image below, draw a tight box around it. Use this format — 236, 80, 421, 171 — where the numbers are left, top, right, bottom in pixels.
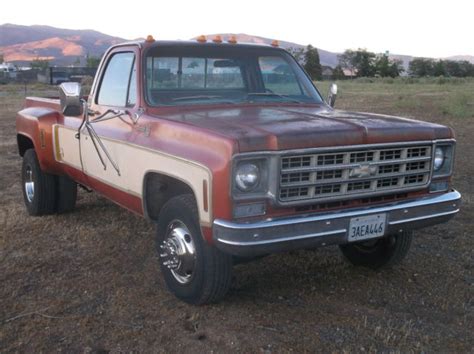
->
156, 194, 233, 304
339, 231, 413, 269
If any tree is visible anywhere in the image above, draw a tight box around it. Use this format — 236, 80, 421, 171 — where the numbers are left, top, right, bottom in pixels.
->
375, 54, 403, 77
338, 49, 376, 77
433, 60, 447, 77
389, 59, 404, 77
354, 49, 376, 77
86, 54, 102, 68
332, 65, 345, 80
375, 54, 390, 77
408, 58, 435, 76
459, 60, 474, 77
338, 49, 356, 77
30, 57, 50, 70
304, 45, 322, 80
287, 47, 305, 65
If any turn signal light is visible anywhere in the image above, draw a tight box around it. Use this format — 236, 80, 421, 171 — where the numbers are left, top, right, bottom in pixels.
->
213, 35, 223, 43
196, 35, 207, 43
228, 35, 237, 44
271, 40, 279, 47
145, 35, 155, 43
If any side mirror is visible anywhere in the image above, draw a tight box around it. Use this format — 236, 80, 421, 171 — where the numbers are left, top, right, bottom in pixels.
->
327, 83, 338, 108
59, 82, 83, 116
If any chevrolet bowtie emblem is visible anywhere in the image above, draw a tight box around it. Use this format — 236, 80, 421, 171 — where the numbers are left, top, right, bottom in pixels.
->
350, 164, 378, 178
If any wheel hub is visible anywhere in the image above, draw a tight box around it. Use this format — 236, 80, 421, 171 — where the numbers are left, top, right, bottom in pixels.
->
25, 165, 35, 203
159, 220, 196, 284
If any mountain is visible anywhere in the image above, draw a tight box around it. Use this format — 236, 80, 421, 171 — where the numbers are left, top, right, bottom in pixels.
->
445, 55, 474, 63
1, 25, 473, 68
193, 33, 340, 67
0, 23, 125, 65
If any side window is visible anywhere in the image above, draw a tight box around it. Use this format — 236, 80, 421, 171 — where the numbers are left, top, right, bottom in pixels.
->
97, 52, 136, 107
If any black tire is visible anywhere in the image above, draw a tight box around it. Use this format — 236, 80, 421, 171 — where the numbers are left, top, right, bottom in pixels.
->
156, 194, 233, 305
339, 231, 413, 270
56, 175, 77, 213
21, 149, 57, 216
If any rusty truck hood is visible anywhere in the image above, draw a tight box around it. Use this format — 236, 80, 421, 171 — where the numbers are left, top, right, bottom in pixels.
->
152, 105, 453, 152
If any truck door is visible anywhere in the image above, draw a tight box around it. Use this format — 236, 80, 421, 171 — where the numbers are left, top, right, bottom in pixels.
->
79, 48, 140, 207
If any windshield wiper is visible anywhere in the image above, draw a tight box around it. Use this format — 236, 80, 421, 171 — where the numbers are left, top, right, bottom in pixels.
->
246, 92, 304, 104
172, 95, 237, 104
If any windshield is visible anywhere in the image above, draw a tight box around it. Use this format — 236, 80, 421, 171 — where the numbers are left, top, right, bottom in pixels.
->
145, 45, 323, 106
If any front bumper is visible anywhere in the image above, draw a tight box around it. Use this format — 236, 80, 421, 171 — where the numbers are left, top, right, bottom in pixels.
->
213, 190, 461, 257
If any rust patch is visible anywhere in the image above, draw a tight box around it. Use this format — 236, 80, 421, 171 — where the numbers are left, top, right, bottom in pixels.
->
39, 129, 46, 148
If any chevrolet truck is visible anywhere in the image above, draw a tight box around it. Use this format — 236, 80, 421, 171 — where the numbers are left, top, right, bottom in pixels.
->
16, 36, 461, 304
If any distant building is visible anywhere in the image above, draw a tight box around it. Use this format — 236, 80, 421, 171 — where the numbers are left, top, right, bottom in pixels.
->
322, 66, 334, 80
343, 68, 357, 78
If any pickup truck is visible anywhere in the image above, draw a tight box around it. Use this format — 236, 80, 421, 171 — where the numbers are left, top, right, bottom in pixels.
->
16, 36, 461, 304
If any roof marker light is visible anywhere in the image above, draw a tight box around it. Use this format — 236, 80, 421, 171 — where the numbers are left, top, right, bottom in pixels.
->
213, 35, 223, 43
228, 35, 237, 44
271, 40, 279, 47
196, 35, 207, 43
145, 35, 155, 43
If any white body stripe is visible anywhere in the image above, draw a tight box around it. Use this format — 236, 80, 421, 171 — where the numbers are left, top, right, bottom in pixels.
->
53, 125, 212, 225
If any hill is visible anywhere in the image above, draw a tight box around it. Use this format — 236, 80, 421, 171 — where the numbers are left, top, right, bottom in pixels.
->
1, 25, 473, 69
0, 23, 125, 65
194, 33, 339, 67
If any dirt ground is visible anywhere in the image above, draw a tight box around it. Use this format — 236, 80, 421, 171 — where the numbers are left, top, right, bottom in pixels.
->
1, 81, 473, 352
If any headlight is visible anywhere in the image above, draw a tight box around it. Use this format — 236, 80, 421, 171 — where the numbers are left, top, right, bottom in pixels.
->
235, 163, 260, 191
432, 143, 455, 177
433, 147, 445, 171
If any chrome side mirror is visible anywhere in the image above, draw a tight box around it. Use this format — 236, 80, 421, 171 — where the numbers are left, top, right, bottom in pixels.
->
59, 82, 83, 116
327, 83, 338, 108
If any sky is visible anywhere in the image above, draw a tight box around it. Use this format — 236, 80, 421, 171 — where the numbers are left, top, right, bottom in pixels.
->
1, 0, 473, 58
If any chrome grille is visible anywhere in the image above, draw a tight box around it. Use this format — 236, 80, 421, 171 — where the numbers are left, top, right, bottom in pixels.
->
279, 144, 432, 203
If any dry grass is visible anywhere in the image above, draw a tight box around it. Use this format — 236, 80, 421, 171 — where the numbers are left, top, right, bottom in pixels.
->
0, 81, 473, 352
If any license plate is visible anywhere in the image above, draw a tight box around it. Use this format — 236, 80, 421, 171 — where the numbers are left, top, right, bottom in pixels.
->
348, 213, 386, 242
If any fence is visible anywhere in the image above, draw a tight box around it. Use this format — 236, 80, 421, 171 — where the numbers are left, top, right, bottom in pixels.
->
0, 67, 98, 85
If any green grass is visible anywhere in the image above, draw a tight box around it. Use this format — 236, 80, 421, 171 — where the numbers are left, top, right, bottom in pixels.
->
2, 78, 474, 120
315, 77, 474, 120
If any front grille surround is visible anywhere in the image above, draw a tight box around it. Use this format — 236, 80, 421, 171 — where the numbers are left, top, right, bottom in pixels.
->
278, 143, 433, 204
231, 140, 455, 207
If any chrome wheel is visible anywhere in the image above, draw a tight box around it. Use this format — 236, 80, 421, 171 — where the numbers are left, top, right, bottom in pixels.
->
159, 220, 196, 284
24, 165, 35, 203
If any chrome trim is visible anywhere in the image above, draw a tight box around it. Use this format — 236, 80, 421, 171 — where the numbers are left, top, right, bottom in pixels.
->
280, 156, 432, 174
431, 141, 456, 179
24, 165, 34, 203
388, 209, 459, 225
213, 190, 461, 257
234, 140, 440, 159
231, 139, 456, 206
218, 190, 461, 230
217, 229, 347, 247
277, 144, 433, 204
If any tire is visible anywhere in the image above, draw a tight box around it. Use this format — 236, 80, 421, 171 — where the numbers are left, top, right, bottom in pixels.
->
21, 149, 57, 216
155, 194, 233, 305
56, 175, 77, 213
339, 231, 413, 270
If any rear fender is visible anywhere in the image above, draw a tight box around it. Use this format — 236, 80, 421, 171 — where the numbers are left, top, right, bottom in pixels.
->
16, 107, 63, 174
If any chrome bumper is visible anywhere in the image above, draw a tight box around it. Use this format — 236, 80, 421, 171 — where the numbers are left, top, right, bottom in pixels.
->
213, 190, 461, 257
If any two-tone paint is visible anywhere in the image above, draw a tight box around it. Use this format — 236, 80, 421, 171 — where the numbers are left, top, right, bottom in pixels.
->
16, 39, 457, 245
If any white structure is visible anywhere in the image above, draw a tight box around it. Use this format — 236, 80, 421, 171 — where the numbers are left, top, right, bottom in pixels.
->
0, 62, 17, 78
